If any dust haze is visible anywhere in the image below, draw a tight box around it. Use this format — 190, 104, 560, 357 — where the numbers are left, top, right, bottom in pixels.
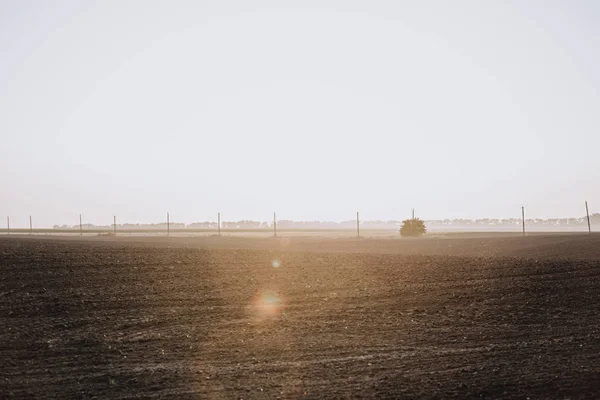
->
1, 2, 600, 399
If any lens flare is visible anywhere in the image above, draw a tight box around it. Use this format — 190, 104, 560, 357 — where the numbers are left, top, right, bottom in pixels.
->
253, 291, 285, 318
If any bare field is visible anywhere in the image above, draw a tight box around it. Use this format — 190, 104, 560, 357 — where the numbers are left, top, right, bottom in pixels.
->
1, 235, 599, 399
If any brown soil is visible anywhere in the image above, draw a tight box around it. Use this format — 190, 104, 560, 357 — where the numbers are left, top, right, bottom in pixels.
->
1, 235, 599, 399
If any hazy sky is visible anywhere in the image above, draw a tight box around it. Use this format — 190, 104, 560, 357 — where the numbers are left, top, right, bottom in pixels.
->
2, 1, 599, 227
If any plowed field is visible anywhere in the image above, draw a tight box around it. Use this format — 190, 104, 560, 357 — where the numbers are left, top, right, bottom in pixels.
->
1, 235, 599, 398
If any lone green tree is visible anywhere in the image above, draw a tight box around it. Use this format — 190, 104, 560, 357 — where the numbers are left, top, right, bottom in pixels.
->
400, 209, 427, 237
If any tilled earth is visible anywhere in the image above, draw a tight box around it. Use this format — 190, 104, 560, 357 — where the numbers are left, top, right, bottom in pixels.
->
1, 236, 599, 399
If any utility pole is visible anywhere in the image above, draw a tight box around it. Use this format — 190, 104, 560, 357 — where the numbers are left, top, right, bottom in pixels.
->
113, 215, 117, 236
357, 211, 360, 238
7, 216, 9, 235
412, 208, 415, 220
167, 212, 170, 236
218, 212, 221, 236
522, 206, 525, 236
79, 214, 83, 236
586, 201, 591, 233
29, 215, 32, 235
274, 212, 277, 237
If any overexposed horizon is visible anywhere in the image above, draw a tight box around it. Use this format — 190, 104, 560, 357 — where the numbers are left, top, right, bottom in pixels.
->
2, 1, 599, 228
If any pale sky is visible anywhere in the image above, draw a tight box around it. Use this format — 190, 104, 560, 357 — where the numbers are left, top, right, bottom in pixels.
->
1, 1, 599, 227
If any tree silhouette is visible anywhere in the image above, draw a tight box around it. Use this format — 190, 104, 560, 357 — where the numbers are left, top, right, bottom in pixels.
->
400, 218, 427, 237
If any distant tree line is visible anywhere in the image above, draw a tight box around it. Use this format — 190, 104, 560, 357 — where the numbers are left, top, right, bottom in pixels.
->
52, 214, 600, 230
425, 214, 600, 227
